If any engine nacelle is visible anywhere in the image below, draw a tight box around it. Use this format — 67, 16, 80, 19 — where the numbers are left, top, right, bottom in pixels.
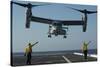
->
26, 16, 31, 28
82, 15, 87, 32
83, 21, 87, 32
25, 8, 32, 28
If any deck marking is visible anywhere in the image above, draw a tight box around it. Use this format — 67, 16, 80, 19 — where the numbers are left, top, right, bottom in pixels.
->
73, 52, 97, 58
62, 56, 71, 63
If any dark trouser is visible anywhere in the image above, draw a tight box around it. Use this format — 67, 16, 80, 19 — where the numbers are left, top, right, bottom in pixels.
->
83, 50, 88, 59
26, 52, 32, 64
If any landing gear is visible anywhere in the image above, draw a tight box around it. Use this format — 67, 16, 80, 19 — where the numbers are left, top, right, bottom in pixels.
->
63, 35, 67, 38
48, 35, 51, 38
55, 34, 58, 36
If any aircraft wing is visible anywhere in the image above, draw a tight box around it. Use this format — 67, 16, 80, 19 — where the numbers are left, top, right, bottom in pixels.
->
31, 16, 53, 24
61, 20, 84, 25
31, 16, 84, 25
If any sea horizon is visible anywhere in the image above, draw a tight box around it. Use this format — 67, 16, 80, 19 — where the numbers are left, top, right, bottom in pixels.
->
12, 49, 97, 56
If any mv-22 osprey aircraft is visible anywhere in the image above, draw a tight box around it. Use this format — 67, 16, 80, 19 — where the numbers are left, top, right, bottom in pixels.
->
11, 1, 97, 38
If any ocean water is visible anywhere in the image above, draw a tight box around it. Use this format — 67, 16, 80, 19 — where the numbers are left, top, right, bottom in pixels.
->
13, 49, 97, 56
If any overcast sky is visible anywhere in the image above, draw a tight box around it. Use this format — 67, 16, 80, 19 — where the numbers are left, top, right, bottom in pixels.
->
12, 0, 97, 52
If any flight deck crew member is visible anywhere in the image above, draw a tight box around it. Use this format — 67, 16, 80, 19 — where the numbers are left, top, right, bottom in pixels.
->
82, 41, 91, 60
82, 42, 88, 59
24, 42, 38, 64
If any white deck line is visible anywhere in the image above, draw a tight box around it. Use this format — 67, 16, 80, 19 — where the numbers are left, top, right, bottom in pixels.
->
73, 52, 97, 58
62, 56, 71, 63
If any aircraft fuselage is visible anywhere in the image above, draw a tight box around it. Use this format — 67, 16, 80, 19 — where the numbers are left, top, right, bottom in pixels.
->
48, 22, 67, 38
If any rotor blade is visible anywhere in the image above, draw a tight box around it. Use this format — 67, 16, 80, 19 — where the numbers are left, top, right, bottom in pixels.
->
12, 1, 28, 7
32, 4, 50, 7
67, 7, 84, 13
86, 11, 97, 14
67, 6, 97, 14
